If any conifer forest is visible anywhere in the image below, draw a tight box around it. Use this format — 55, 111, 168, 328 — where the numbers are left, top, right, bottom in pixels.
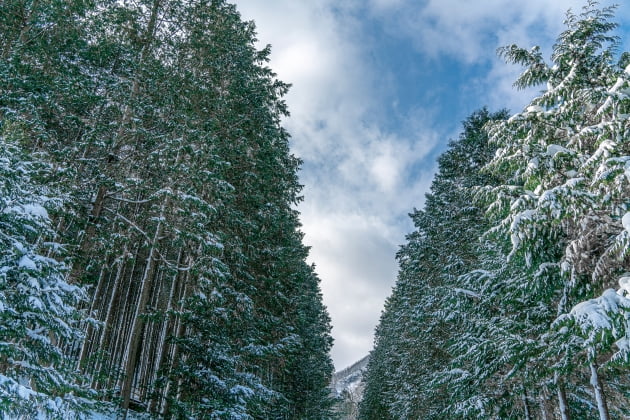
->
360, 3, 630, 420
0, 0, 333, 418
1, 0, 630, 419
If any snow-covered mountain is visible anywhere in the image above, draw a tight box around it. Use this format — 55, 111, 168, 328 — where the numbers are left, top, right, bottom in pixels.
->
332, 355, 369, 396
332, 356, 369, 419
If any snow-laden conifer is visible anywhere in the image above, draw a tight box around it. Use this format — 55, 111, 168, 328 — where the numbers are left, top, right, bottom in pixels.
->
0, 128, 87, 417
484, 2, 630, 418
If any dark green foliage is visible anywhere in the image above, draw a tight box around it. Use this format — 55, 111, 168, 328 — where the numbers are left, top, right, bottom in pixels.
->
0, 127, 88, 417
0, 0, 334, 417
359, 108, 509, 419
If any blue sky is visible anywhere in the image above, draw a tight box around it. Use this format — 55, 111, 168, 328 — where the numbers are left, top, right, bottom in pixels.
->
236, 0, 630, 370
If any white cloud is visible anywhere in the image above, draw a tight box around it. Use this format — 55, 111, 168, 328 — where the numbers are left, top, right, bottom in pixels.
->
299, 211, 400, 367
367, 0, 627, 112
369, 0, 591, 60
236, 0, 630, 371
237, 0, 414, 370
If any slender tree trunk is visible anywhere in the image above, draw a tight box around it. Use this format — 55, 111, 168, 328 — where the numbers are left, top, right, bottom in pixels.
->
522, 386, 532, 420
121, 202, 166, 415
557, 380, 571, 420
148, 249, 183, 414
590, 361, 610, 420
539, 389, 550, 420
77, 264, 107, 370
85, 248, 129, 387
162, 272, 190, 417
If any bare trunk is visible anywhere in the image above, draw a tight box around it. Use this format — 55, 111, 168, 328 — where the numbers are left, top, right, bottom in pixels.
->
522, 386, 532, 420
557, 379, 571, 420
76, 265, 105, 370
148, 249, 183, 414
80, 247, 128, 378
121, 204, 166, 415
162, 271, 190, 417
590, 361, 610, 420
539, 390, 550, 420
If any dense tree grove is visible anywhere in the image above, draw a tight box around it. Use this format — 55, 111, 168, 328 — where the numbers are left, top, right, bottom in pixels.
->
0, 0, 334, 418
360, 3, 630, 419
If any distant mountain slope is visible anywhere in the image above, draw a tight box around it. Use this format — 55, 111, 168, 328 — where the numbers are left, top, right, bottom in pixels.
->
332, 356, 369, 419
332, 355, 370, 396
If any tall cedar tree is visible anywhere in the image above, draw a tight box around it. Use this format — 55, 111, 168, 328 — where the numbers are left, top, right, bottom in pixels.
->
359, 109, 509, 419
0, 0, 334, 417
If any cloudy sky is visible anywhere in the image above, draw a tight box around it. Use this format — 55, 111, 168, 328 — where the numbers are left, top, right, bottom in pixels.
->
236, 0, 630, 370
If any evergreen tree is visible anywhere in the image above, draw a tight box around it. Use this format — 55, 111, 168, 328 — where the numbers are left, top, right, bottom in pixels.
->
362, 4, 630, 420
359, 109, 508, 419
1, 0, 335, 417
485, 2, 630, 417
0, 127, 87, 417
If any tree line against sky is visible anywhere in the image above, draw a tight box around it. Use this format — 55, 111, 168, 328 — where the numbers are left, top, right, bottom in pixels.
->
360, 3, 630, 419
0, 0, 334, 418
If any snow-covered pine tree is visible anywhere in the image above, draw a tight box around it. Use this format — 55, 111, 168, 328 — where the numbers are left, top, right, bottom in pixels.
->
2, 0, 336, 416
358, 288, 404, 420
359, 109, 508, 419
0, 125, 87, 417
160, 2, 335, 417
485, 2, 630, 418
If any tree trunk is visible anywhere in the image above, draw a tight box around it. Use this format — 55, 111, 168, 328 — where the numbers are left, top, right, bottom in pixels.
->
522, 386, 532, 420
121, 202, 166, 415
162, 274, 190, 417
539, 389, 550, 420
148, 249, 183, 414
89, 248, 128, 373
590, 361, 610, 420
557, 380, 571, 420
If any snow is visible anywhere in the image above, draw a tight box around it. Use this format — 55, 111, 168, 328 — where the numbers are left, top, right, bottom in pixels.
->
16, 383, 35, 400
570, 289, 630, 332
527, 105, 545, 113
527, 157, 539, 170
545, 144, 570, 157
332, 355, 369, 397
231, 384, 255, 398
509, 209, 536, 252
622, 212, 630, 233
26, 327, 51, 345
615, 336, 630, 354
607, 76, 627, 94
3, 203, 49, 220
28, 296, 44, 310
453, 288, 480, 299
21, 203, 49, 219
18, 255, 37, 270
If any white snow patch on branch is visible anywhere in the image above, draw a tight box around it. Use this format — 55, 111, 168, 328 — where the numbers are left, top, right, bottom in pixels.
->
453, 288, 480, 299
622, 212, 630, 234
545, 144, 570, 157
18, 256, 37, 270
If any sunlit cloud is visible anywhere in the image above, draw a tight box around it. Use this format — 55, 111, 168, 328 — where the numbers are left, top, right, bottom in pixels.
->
236, 0, 628, 370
